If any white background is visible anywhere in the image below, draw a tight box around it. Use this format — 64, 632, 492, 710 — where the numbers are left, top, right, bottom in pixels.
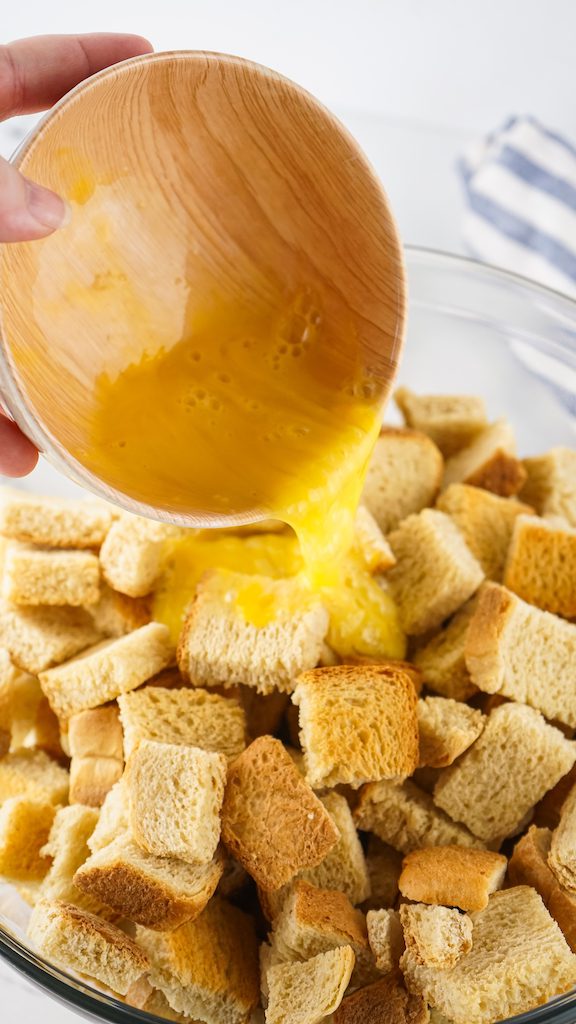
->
1, 1, 576, 1019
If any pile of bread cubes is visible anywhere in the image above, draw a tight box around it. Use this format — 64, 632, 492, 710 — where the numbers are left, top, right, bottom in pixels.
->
0, 388, 576, 1024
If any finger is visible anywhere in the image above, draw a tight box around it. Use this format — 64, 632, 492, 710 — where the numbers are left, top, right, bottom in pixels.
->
0, 413, 38, 476
0, 33, 153, 120
0, 154, 68, 240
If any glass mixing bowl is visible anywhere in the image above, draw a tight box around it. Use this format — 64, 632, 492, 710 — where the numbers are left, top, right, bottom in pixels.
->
1, 245, 575, 1024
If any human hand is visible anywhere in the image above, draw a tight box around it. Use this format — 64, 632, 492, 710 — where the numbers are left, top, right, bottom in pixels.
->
0, 32, 153, 476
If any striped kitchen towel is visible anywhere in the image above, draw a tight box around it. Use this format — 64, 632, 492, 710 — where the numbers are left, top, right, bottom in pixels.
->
459, 115, 576, 299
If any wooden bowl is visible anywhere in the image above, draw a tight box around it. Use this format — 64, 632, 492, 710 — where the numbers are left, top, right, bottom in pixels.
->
0, 51, 405, 524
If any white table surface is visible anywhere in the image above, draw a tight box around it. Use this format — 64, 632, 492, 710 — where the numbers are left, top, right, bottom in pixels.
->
1, 1, 576, 1019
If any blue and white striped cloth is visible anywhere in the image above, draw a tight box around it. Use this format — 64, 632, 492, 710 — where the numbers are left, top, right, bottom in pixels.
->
460, 115, 576, 299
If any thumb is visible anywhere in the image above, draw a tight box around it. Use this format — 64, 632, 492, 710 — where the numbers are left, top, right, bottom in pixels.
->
0, 155, 69, 242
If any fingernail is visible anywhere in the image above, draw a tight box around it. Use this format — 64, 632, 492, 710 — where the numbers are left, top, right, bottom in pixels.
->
24, 179, 71, 230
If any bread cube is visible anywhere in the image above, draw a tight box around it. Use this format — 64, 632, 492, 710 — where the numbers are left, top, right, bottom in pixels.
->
394, 388, 487, 457
361, 427, 443, 533
504, 514, 576, 617
442, 419, 527, 496
437, 482, 532, 580
399, 846, 507, 911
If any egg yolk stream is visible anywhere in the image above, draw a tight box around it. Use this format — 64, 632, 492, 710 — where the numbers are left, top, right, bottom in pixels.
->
153, 530, 406, 661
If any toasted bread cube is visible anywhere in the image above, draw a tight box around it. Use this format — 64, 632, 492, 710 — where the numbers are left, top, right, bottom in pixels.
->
354, 779, 483, 854
126, 740, 226, 865
0, 797, 55, 881
412, 600, 478, 700
99, 514, 182, 597
74, 834, 224, 931
267, 946, 355, 1024
125, 978, 192, 1021
534, 765, 576, 831
221, 737, 339, 892
69, 705, 124, 805
437, 483, 533, 580
366, 909, 404, 973
259, 791, 371, 922
177, 569, 329, 695
549, 784, 576, 894
395, 388, 487, 457
361, 427, 443, 534
29, 898, 148, 995
87, 779, 129, 853
118, 685, 246, 761
400, 903, 472, 969
363, 836, 402, 911
503, 514, 576, 617
3, 543, 100, 607
89, 583, 151, 637
137, 896, 260, 1023
39, 622, 174, 718
465, 582, 576, 727
401, 887, 576, 1024
333, 972, 428, 1024
293, 665, 419, 788
69, 756, 123, 807
0, 493, 113, 548
442, 419, 527, 496
0, 647, 44, 745
0, 602, 101, 674
39, 804, 113, 918
353, 506, 396, 573
418, 697, 485, 768
399, 846, 507, 911
69, 705, 123, 759
387, 510, 484, 636
508, 825, 576, 952
434, 703, 576, 843
0, 748, 68, 805
520, 447, 576, 526
268, 880, 373, 989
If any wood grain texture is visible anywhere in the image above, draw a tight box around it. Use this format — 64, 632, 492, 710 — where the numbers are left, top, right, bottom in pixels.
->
0, 51, 405, 521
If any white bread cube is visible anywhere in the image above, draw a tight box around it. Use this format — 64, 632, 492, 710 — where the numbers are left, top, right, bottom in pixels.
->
353, 506, 396, 573
3, 543, 101, 607
509, 825, 576, 953
0, 796, 55, 881
401, 887, 576, 1024
437, 482, 533, 580
361, 427, 443, 534
366, 908, 404, 973
0, 493, 113, 548
292, 665, 419, 789
332, 972, 427, 1024
267, 946, 355, 1024
412, 599, 478, 701
434, 703, 576, 843
520, 446, 576, 526
126, 739, 226, 864
69, 705, 123, 759
394, 388, 487, 457
89, 583, 151, 637
69, 757, 123, 808
503, 514, 576, 617
29, 898, 148, 995
400, 903, 472, 969
354, 779, 483, 854
442, 419, 527, 496
177, 569, 329, 695
99, 514, 182, 597
39, 622, 174, 718
549, 784, 576, 895
0, 602, 101, 674
417, 697, 485, 768
465, 582, 576, 727
0, 748, 68, 805
74, 834, 224, 931
387, 510, 484, 636
118, 685, 246, 761
136, 896, 260, 1022
39, 804, 112, 918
